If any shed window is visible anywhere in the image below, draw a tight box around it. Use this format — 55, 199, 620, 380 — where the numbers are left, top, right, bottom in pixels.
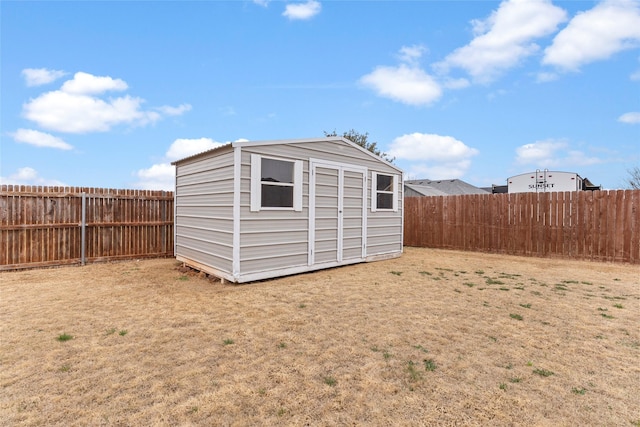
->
371, 172, 398, 212
251, 154, 302, 211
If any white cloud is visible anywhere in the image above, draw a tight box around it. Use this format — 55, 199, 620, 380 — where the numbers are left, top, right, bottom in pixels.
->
21, 72, 189, 134
360, 64, 442, 106
166, 137, 225, 161
11, 128, 73, 150
487, 88, 509, 101
436, 0, 567, 83
133, 163, 176, 191
442, 77, 471, 90
389, 133, 479, 161
515, 139, 601, 167
156, 104, 192, 116
389, 133, 479, 179
361, 45, 443, 105
60, 72, 127, 95
516, 139, 566, 164
253, 0, 270, 7
0, 167, 65, 186
134, 137, 226, 190
23, 91, 160, 133
618, 111, 640, 124
543, 0, 640, 71
406, 161, 473, 180
536, 71, 559, 83
283, 0, 321, 20
398, 44, 427, 65
631, 58, 640, 80
219, 106, 237, 116
22, 68, 67, 87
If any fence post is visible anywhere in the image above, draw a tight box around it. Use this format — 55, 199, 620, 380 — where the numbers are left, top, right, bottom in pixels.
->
81, 192, 86, 266
161, 191, 166, 255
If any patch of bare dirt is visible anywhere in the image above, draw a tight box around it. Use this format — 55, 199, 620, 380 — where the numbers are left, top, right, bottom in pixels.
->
1, 248, 638, 426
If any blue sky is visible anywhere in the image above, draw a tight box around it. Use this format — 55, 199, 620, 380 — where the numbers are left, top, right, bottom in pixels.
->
1, 0, 639, 190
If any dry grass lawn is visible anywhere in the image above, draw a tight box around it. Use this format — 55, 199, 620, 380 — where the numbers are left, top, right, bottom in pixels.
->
1, 247, 639, 426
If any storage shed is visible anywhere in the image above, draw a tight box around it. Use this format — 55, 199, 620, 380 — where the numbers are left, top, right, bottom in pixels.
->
172, 137, 404, 283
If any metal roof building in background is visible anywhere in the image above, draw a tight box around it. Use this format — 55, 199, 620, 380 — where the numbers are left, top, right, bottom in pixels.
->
404, 179, 490, 196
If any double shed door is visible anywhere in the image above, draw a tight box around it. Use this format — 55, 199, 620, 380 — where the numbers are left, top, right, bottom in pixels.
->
309, 160, 367, 266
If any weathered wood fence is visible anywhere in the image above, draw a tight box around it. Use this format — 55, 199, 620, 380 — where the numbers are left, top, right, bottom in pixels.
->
3, 186, 638, 270
404, 190, 639, 264
1, 185, 174, 270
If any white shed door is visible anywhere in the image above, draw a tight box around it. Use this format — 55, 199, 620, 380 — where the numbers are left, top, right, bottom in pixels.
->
309, 161, 366, 266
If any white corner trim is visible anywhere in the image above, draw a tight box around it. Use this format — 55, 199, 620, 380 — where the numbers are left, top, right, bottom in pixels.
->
233, 146, 242, 278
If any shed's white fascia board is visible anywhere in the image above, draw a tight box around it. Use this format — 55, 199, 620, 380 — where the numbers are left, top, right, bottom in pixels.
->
232, 145, 242, 280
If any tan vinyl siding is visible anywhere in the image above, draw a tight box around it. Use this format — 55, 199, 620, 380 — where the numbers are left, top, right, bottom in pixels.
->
238, 150, 309, 275
176, 245, 232, 269
366, 174, 403, 256
343, 246, 363, 260
175, 205, 234, 217
312, 166, 340, 264
240, 253, 308, 273
177, 170, 233, 187
174, 151, 235, 274
342, 170, 365, 260
175, 225, 232, 247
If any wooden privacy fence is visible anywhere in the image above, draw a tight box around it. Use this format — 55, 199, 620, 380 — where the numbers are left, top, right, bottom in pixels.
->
1, 185, 174, 270
404, 190, 639, 264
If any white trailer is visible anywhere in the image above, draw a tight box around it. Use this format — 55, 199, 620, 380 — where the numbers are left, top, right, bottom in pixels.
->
507, 170, 583, 193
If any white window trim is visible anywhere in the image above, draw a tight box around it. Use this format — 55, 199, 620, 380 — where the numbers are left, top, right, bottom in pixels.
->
371, 172, 398, 212
251, 153, 302, 212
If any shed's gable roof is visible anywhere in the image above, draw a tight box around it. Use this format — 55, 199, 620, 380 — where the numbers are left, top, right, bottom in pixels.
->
171, 142, 232, 165
172, 137, 403, 173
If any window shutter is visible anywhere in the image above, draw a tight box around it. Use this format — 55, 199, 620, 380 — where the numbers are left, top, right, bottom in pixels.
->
293, 160, 303, 212
250, 154, 260, 212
